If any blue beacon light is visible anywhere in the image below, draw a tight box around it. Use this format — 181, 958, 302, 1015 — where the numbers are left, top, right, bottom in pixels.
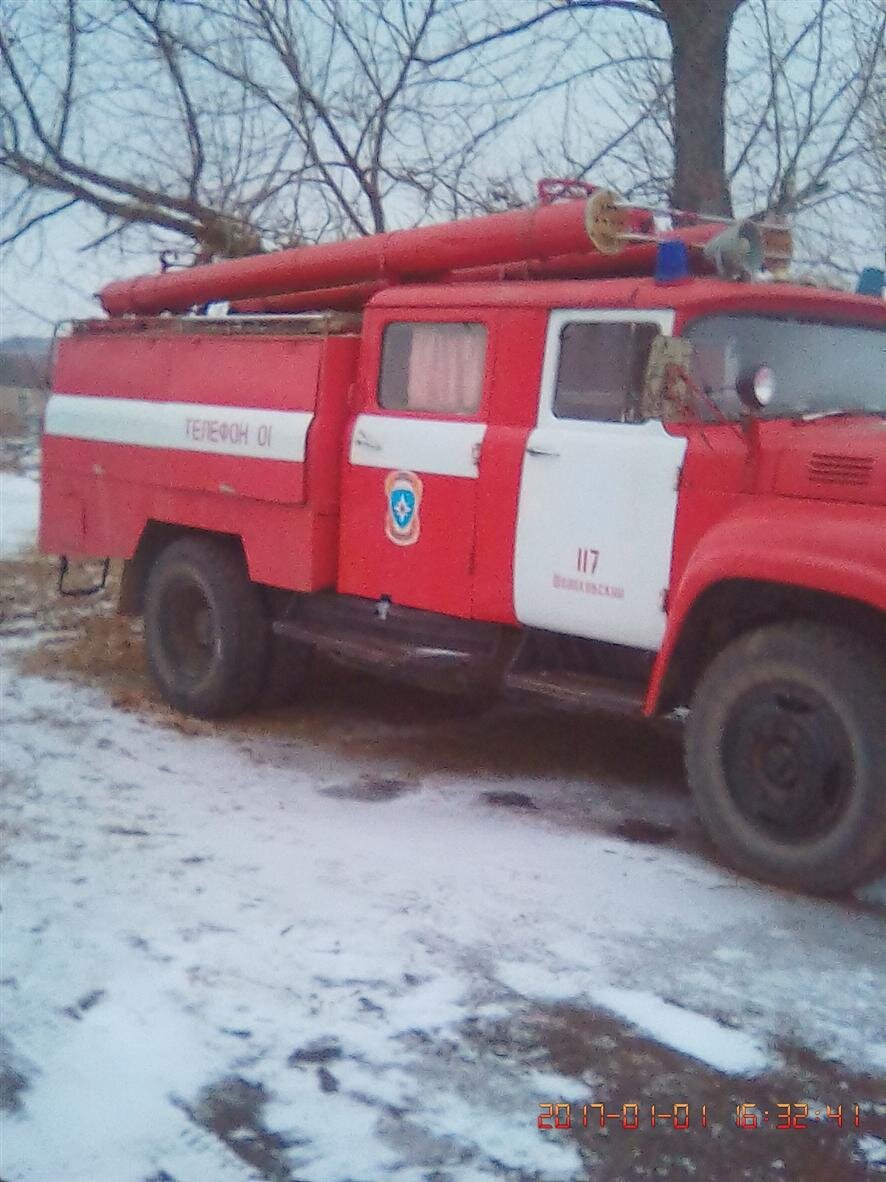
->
654, 240, 691, 285
856, 267, 884, 297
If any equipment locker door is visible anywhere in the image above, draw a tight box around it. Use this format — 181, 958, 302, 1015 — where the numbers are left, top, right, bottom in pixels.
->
513, 309, 686, 652
338, 319, 488, 618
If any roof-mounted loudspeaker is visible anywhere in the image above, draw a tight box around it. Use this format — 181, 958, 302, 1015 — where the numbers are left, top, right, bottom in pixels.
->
702, 221, 764, 281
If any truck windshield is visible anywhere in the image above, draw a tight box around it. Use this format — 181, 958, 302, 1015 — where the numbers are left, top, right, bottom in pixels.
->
684, 314, 885, 419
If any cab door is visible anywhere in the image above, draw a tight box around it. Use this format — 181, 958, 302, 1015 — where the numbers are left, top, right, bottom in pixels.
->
513, 309, 686, 652
338, 318, 489, 618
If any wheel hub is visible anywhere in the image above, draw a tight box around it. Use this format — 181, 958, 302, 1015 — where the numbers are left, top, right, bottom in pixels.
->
723, 683, 853, 841
193, 607, 213, 648
759, 738, 799, 787
160, 579, 217, 683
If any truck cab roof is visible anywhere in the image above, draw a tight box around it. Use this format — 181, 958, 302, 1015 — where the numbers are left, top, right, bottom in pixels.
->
369, 275, 886, 327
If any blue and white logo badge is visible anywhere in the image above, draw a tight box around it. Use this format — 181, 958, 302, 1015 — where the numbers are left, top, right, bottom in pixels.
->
384, 470, 423, 546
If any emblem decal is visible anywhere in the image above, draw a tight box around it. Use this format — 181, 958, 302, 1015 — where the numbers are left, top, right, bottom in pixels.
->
384, 470, 423, 546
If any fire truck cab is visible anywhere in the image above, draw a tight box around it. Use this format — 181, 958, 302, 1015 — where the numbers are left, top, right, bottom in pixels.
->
39, 195, 886, 894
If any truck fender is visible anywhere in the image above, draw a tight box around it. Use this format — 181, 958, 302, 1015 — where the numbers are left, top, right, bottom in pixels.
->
644, 499, 886, 714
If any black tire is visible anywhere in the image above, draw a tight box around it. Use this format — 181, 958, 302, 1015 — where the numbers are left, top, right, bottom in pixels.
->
144, 535, 268, 719
685, 621, 886, 894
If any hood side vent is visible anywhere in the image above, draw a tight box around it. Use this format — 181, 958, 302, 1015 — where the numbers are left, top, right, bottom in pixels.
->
807, 452, 874, 488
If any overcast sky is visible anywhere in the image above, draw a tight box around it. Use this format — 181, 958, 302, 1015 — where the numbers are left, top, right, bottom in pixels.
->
1, 0, 882, 340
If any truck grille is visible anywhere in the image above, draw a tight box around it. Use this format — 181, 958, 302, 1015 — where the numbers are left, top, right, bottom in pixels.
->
807, 452, 874, 488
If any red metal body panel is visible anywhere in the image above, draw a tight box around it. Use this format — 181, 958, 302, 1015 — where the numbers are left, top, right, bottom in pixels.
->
638, 293, 885, 712
644, 417, 886, 712
365, 274, 885, 322
42, 330, 360, 592
54, 330, 323, 410
337, 465, 479, 616
39, 450, 339, 590
473, 309, 548, 624
645, 495, 886, 711
333, 302, 550, 625
336, 306, 496, 617
673, 494, 886, 613
642, 277, 886, 326
41, 436, 309, 524
365, 275, 647, 312
305, 335, 361, 513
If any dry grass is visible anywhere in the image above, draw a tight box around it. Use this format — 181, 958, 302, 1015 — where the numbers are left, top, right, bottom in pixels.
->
0, 432, 40, 477
0, 410, 23, 437
2, 547, 131, 667
1, 546, 206, 731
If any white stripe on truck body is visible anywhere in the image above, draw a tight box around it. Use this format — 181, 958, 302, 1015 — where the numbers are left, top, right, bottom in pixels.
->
45, 394, 313, 463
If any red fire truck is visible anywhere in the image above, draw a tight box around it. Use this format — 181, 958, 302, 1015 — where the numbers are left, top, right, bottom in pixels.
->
39, 188, 885, 893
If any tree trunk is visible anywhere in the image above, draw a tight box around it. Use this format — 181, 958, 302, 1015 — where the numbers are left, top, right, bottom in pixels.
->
656, 0, 743, 217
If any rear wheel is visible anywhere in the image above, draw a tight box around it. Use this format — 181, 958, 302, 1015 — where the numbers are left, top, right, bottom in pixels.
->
144, 535, 268, 718
685, 622, 886, 893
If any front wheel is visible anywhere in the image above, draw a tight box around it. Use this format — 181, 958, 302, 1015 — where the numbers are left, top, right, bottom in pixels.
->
685, 622, 886, 894
144, 535, 269, 718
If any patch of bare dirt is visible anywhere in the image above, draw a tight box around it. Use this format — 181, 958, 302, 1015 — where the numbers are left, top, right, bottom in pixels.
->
482, 790, 539, 810
467, 1006, 886, 1180
612, 818, 677, 845
319, 774, 418, 802
173, 1076, 309, 1182
0, 1036, 31, 1116
285, 657, 688, 807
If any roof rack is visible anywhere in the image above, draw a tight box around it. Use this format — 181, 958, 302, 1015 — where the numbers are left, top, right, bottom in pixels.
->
74, 312, 362, 336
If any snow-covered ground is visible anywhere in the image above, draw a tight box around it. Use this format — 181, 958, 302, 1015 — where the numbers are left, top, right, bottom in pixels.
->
0, 470, 40, 560
2, 463, 885, 1181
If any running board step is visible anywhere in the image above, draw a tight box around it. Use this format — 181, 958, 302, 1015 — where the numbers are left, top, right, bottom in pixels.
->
272, 593, 501, 691
503, 669, 645, 715
275, 616, 478, 673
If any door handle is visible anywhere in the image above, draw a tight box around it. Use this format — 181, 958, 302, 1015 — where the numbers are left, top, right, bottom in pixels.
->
354, 428, 382, 451
526, 444, 560, 458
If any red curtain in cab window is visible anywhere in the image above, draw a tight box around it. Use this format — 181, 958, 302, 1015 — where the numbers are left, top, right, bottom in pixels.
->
405, 325, 486, 415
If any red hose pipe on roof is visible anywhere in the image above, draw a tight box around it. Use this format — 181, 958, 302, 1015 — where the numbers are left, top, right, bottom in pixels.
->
99, 195, 652, 317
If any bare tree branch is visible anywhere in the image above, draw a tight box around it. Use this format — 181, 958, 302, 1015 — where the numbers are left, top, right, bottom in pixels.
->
0, 196, 77, 246
415, 0, 664, 67
1, 0, 881, 313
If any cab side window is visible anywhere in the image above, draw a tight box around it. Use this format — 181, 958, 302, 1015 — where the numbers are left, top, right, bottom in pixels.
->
554, 321, 658, 422
379, 322, 487, 416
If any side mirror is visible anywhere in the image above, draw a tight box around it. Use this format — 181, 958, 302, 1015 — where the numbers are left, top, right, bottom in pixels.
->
736, 365, 775, 412
640, 335, 695, 421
